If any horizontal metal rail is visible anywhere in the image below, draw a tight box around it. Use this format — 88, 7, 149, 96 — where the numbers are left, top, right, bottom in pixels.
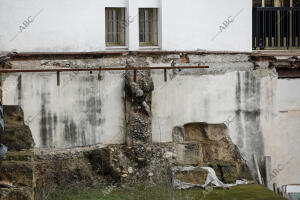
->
0, 66, 208, 73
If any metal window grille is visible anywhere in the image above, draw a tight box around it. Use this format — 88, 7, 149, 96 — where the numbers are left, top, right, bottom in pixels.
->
253, 0, 300, 8
139, 8, 158, 46
105, 8, 126, 46
253, 0, 300, 49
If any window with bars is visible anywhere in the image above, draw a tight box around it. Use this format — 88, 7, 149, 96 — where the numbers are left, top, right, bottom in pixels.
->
253, 0, 300, 7
139, 8, 158, 46
253, 0, 300, 49
105, 8, 126, 46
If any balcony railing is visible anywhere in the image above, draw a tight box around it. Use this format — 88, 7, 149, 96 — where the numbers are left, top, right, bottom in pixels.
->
253, 7, 300, 49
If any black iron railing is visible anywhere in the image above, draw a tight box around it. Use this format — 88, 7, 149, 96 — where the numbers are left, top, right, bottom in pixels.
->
253, 7, 300, 49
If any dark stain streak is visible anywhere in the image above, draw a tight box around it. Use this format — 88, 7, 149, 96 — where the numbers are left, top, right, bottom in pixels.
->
53, 114, 58, 128
39, 92, 54, 147
17, 74, 22, 105
63, 118, 78, 145
235, 71, 264, 168
235, 72, 243, 148
236, 72, 241, 106
47, 112, 53, 146
86, 97, 102, 126
81, 130, 86, 146
40, 103, 47, 147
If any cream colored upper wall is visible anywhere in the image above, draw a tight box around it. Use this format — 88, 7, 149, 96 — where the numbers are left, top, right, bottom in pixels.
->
0, 0, 252, 52
277, 79, 300, 111
262, 78, 300, 187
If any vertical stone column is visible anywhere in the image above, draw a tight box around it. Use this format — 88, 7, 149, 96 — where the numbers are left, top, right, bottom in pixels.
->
124, 63, 154, 164
125, 70, 153, 146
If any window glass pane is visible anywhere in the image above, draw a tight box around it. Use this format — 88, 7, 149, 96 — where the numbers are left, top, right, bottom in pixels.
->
253, 0, 262, 7
294, 0, 300, 7
265, 0, 274, 7
282, 0, 290, 7
105, 8, 125, 46
139, 8, 158, 46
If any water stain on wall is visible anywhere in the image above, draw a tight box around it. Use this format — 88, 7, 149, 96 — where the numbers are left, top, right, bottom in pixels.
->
235, 71, 264, 165
17, 74, 22, 106
40, 93, 54, 147
63, 118, 78, 145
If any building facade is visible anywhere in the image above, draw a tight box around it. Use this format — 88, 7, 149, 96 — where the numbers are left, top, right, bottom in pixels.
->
0, 0, 300, 190
0, 0, 252, 52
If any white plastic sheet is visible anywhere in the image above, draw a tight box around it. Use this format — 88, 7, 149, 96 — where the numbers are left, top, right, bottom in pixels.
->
172, 166, 247, 189
200, 167, 236, 188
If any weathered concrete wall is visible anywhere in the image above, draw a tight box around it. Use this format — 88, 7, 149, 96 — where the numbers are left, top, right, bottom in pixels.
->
2, 60, 125, 148
2, 52, 300, 188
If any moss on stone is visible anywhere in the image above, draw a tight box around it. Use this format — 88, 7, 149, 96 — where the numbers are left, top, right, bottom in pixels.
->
0, 125, 34, 151
0, 187, 33, 200
3, 105, 24, 126
175, 167, 208, 185
0, 161, 34, 187
3, 151, 34, 162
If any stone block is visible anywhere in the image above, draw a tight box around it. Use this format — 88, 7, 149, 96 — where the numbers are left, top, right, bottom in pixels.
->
201, 139, 239, 163
176, 143, 202, 165
184, 123, 206, 142
220, 164, 239, 183
3, 106, 24, 126
0, 161, 34, 187
0, 125, 34, 151
184, 123, 228, 142
174, 167, 208, 185
205, 124, 227, 141
208, 162, 252, 184
4, 151, 34, 162
0, 187, 33, 200
172, 126, 185, 143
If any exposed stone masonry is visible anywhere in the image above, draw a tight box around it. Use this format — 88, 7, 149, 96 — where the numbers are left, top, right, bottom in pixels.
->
0, 106, 35, 200
1, 51, 291, 194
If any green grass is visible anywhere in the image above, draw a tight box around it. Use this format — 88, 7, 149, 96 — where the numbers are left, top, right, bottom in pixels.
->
40, 184, 286, 200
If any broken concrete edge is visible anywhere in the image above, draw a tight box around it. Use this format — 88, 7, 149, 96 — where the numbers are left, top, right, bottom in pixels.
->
33, 143, 176, 188
7, 51, 252, 60
6, 50, 300, 61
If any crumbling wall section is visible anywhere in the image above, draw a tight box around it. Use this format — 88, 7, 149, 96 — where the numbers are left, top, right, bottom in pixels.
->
1, 52, 282, 186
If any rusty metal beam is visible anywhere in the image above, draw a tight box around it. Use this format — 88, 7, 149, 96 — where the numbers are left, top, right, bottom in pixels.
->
0, 66, 208, 73
133, 69, 137, 82
9, 51, 249, 57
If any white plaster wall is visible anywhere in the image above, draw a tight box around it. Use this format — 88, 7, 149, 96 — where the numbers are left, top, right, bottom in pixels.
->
152, 72, 237, 143
0, 0, 252, 52
263, 79, 300, 187
161, 0, 252, 52
2, 71, 125, 148
151, 70, 270, 173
